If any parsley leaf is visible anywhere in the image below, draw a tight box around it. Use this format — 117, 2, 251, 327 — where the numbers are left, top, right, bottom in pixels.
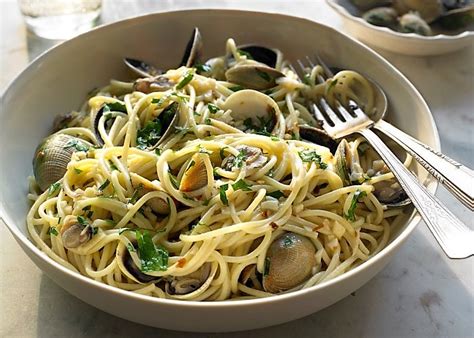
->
63, 139, 89, 152
219, 147, 227, 160
267, 190, 284, 199
176, 70, 194, 89
129, 183, 143, 204
237, 49, 254, 59
98, 179, 111, 191
108, 160, 119, 171
77, 215, 88, 226
207, 103, 219, 114
298, 150, 328, 169
137, 119, 162, 150
195, 63, 211, 73
47, 182, 61, 196
48, 227, 59, 236
219, 184, 229, 206
135, 230, 168, 272
103, 102, 127, 113
232, 179, 252, 191
345, 189, 367, 222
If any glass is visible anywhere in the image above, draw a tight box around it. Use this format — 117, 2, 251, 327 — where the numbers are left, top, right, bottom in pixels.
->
18, 0, 102, 40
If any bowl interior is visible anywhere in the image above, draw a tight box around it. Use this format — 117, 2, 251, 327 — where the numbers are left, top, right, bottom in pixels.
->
0, 9, 438, 299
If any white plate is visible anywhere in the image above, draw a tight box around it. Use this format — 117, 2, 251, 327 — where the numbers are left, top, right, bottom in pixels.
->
0, 9, 439, 332
327, 0, 474, 56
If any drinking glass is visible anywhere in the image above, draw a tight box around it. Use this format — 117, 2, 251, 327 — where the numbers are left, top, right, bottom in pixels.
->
18, 0, 102, 40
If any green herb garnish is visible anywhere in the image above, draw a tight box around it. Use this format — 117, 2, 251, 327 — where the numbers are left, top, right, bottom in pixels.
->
176, 70, 194, 89
267, 190, 284, 199
208, 103, 219, 114
103, 102, 127, 113
298, 150, 328, 169
108, 160, 119, 171
48, 227, 59, 236
135, 230, 169, 272
264, 257, 271, 276
47, 182, 61, 196
129, 183, 143, 204
205, 118, 212, 125
63, 139, 89, 152
126, 243, 136, 252
73, 168, 82, 174
345, 189, 367, 222
195, 63, 211, 73
219, 147, 227, 160
219, 184, 229, 206
98, 179, 111, 191
232, 179, 252, 191
237, 49, 254, 59
137, 119, 162, 150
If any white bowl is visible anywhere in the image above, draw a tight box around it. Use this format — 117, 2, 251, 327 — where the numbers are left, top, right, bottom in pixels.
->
0, 9, 439, 332
327, 0, 474, 56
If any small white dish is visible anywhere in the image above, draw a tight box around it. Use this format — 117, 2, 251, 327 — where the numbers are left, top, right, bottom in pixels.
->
327, 0, 474, 55
0, 9, 439, 332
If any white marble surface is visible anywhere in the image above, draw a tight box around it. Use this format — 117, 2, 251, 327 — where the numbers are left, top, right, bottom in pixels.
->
0, 0, 473, 337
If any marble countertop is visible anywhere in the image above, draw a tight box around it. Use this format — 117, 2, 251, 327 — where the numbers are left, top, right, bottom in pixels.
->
0, 1, 472, 337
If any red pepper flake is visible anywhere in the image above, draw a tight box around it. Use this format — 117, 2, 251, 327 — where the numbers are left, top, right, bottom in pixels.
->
270, 222, 278, 230
312, 224, 323, 232
177, 258, 186, 268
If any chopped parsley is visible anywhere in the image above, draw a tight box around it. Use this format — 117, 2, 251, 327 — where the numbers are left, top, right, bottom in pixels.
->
219, 184, 229, 206
155, 148, 161, 156
326, 79, 338, 93
219, 147, 228, 160
169, 173, 179, 189
103, 102, 127, 113
48, 227, 59, 236
77, 215, 88, 226
126, 243, 136, 252
195, 63, 211, 73
282, 235, 295, 248
207, 103, 219, 114
136, 102, 177, 149
303, 73, 312, 85
243, 115, 275, 136
232, 179, 252, 191
176, 70, 194, 89
63, 139, 89, 152
267, 190, 285, 199
47, 182, 61, 196
298, 150, 328, 169
98, 179, 111, 191
205, 118, 212, 125
73, 168, 82, 174
270, 136, 280, 141
135, 230, 169, 272
233, 149, 248, 169
345, 189, 367, 222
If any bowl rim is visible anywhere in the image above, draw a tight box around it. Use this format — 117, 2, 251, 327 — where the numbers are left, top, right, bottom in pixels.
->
326, 0, 474, 41
0, 8, 440, 309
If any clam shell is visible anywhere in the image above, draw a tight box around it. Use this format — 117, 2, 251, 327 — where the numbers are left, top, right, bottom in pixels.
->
225, 64, 284, 90
33, 134, 90, 191
60, 216, 91, 249
263, 233, 316, 293
179, 153, 209, 192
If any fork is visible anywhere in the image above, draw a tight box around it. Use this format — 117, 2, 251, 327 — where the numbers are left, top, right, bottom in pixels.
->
315, 56, 474, 211
295, 57, 473, 259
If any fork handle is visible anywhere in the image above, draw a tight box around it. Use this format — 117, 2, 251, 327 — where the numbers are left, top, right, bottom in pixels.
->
358, 128, 474, 259
374, 120, 474, 211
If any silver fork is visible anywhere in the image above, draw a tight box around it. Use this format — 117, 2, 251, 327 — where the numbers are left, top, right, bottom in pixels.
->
295, 57, 473, 259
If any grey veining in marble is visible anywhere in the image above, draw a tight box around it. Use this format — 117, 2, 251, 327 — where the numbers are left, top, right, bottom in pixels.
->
0, 1, 473, 337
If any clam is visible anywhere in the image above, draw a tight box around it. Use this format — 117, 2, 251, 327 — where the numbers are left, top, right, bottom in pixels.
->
60, 216, 92, 249
362, 7, 399, 27
436, 4, 474, 29
124, 57, 162, 78
228, 44, 280, 68
196, 57, 226, 80
373, 180, 411, 207
333, 140, 411, 207
52, 111, 85, 132
179, 153, 210, 192
299, 125, 338, 154
225, 63, 284, 90
350, 0, 393, 10
33, 134, 91, 191
166, 263, 211, 295
124, 27, 202, 78
143, 102, 180, 151
223, 89, 278, 133
334, 139, 353, 186
399, 12, 433, 35
179, 27, 202, 68
263, 233, 316, 293
131, 181, 171, 215
222, 145, 267, 171
393, 0, 444, 23
133, 76, 174, 94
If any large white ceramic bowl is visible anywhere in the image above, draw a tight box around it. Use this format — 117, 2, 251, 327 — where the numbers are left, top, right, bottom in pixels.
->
0, 9, 439, 332
327, 0, 474, 56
